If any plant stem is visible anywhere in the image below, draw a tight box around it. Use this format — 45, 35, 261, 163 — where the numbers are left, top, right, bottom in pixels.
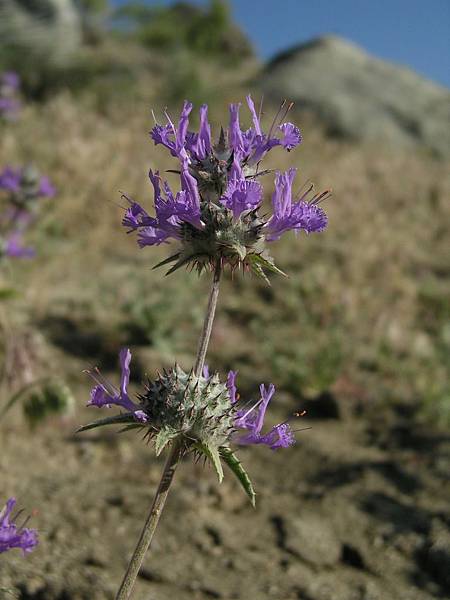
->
115, 262, 223, 600
194, 260, 222, 377
115, 439, 183, 600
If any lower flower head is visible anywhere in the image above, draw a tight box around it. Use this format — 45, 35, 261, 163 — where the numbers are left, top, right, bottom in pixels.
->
84, 348, 297, 454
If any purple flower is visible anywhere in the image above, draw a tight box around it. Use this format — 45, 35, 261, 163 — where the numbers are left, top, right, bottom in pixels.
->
0, 72, 21, 120
0, 497, 38, 555
4, 233, 35, 259
0, 167, 21, 193
265, 168, 328, 241
150, 101, 193, 160
234, 381, 295, 450
86, 348, 148, 423
37, 176, 56, 198
127, 96, 327, 275
2, 72, 20, 91
221, 178, 262, 218
228, 95, 302, 167
0, 166, 56, 199
122, 169, 202, 248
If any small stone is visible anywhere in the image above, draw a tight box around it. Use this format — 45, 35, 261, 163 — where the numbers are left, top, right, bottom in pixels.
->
285, 513, 341, 567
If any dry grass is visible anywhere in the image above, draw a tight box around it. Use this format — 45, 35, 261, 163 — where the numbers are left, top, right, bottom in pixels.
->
1, 86, 449, 425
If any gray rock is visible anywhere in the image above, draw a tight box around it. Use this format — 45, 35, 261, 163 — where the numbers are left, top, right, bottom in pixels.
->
260, 36, 450, 158
0, 0, 82, 67
285, 513, 341, 567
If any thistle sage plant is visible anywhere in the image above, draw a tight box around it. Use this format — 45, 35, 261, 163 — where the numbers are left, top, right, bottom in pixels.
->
0, 72, 21, 121
0, 165, 55, 260
80, 96, 329, 600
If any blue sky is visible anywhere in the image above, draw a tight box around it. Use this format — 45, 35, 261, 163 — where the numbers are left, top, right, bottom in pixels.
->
112, 0, 450, 87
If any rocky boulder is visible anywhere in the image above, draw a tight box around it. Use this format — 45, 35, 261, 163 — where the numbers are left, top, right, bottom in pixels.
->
260, 36, 450, 158
0, 0, 82, 68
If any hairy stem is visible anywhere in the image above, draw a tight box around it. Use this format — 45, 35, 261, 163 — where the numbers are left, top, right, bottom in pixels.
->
115, 262, 223, 599
194, 260, 222, 377
115, 439, 183, 600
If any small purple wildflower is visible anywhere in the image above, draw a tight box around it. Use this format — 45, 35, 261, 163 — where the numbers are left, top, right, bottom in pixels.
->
0, 497, 38, 555
123, 169, 203, 248
4, 233, 35, 259
221, 178, 262, 219
228, 95, 302, 167
2, 72, 20, 91
0, 72, 21, 120
86, 348, 148, 423
265, 168, 328, 241
0, 166, 56, 199
0, 165, 56, 261
234, 382, 295, 450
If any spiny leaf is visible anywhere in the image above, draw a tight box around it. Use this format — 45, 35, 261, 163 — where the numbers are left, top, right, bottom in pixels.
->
195, 442, 224, 482
251, 253, 287, 278
226, 242, 247, 261
152, 252, 181, 270
248, 257, 270, 285
164, 254, 198, 276
117, 423, 144, 434
154, 429, 177, 456
220, 447, 256, 506
76, 413, 137, 433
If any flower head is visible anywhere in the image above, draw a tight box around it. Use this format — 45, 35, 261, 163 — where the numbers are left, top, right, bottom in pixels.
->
83, 349, 296, 453
0, 497, 38, 555
0, 165, 56, 261
0, 72, 21, 120
0, 166, 56, 203
124, 97, 327, 278
3, 232, 35, 259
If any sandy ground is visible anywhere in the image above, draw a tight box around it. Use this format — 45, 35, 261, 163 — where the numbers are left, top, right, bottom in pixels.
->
1, 397, 449, 600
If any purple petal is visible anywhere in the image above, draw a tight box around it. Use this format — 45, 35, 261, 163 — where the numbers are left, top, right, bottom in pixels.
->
260, 423, 296, 449
88, 385, 113, 408
221, 178, 262, 218
119, 348, 131, 399
246, 95, 262, 136
0, 497, 38, 555
279, 122, 302, 150
4, 233, 35, 259
228, 103, 244, 153
227, 371, 238, 404
38, 176, 56, 198
265, 169, 327, 241
0, 167, 21, 192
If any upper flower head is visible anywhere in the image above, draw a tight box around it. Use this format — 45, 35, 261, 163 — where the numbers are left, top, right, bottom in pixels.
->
0, 497, 38, 555
124, 97, 327, 278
